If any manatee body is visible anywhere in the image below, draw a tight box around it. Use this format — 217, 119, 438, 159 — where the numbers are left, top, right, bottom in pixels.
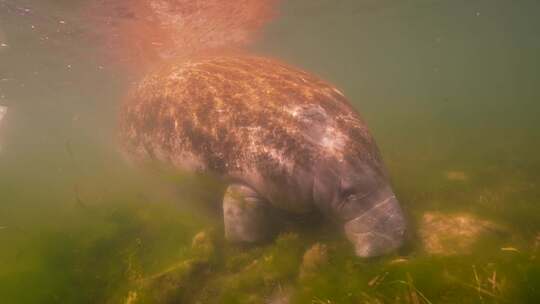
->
119, 55, 406, 257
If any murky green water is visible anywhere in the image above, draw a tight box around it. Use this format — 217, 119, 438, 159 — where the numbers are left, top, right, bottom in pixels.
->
1, 1, 539, 303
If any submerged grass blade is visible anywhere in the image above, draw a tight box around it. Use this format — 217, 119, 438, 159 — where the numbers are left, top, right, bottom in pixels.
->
389, 274, 433, 304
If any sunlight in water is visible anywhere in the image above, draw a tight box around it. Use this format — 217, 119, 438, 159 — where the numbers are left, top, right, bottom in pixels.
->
87, 0, 279, 71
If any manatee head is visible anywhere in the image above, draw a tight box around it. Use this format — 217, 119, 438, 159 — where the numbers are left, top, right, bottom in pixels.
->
342, 188, 406, 258
314, 157, 407, 258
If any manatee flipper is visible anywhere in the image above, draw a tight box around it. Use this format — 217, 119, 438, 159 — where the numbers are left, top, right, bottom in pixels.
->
223, 184, 271, 243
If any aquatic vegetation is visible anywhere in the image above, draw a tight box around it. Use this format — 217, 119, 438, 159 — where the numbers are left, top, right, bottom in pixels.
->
1, 1, 540, 303
98, 209, 539, 303
1, 155, 539, 304
418, 212, 508, 255
299, 243, 329, 280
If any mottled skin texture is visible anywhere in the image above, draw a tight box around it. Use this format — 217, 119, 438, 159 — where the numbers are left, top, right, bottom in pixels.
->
119, 55, 406, 257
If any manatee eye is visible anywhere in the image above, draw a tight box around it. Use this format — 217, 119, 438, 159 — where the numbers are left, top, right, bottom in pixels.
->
339, 164, 379, 202
340, 179, 374, 203
340, 187, 357, 201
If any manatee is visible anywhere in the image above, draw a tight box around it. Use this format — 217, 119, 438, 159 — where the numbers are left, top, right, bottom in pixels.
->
119, 55, 406, 257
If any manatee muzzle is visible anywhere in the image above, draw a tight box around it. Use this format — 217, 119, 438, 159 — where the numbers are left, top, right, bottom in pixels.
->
344, 195, 406, 257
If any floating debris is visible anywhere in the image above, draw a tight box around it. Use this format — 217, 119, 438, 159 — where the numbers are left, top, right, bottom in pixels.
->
0, 105, 7, 122
0, 105, 7, 151
500, 247, 520, 253
368, 272, 388, 288
444, 170, 469, 182
389, 257, 408, 264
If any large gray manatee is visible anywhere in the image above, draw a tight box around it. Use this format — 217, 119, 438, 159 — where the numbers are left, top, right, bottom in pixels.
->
119, 55, 407, 257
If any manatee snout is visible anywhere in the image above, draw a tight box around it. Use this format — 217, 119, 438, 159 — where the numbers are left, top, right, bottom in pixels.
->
344, 194, 406, 257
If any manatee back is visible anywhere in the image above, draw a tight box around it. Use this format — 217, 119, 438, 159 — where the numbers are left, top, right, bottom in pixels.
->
119, 55, 380, 187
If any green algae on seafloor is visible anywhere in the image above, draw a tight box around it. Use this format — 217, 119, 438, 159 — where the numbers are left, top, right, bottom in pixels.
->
203, 233, 307, 304
100, 213, 540, 304
1, 143, 539, 304
2, 161, 540, 304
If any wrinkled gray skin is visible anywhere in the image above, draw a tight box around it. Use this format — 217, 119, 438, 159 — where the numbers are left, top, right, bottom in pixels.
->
120, 56, 407, 258
313, 161, 406, 257
223, 152, 406, 258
